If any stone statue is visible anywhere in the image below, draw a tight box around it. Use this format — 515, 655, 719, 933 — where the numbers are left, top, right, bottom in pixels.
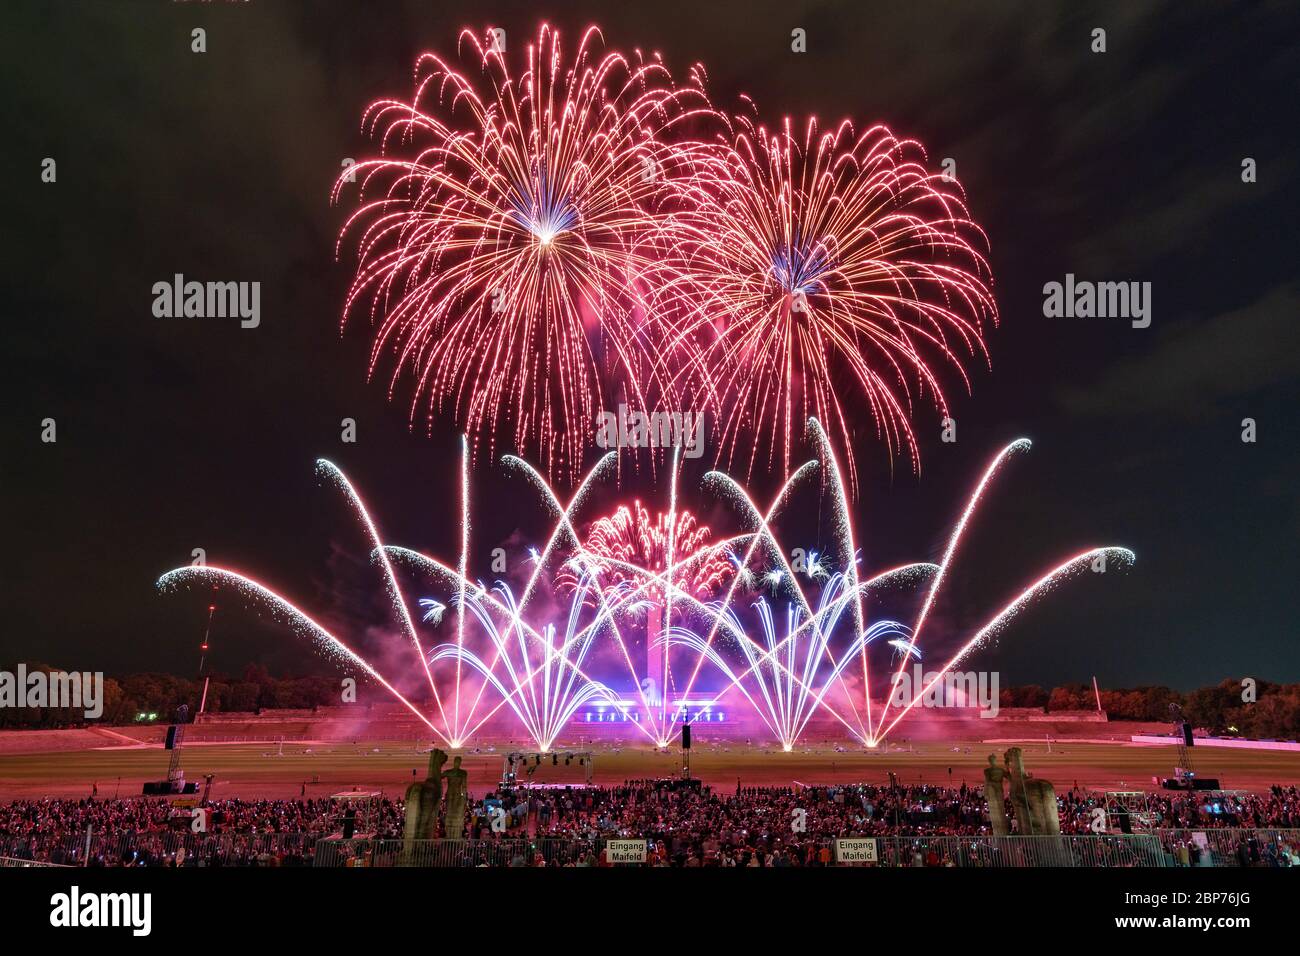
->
983, 754, 1009, 836
997, 746, 1061, 835
442, 755, 469, 839
1025, 778, 1061, 835
981, 747, 1062, 837
403, 748, 447, 847
1004, 747, 1034, 833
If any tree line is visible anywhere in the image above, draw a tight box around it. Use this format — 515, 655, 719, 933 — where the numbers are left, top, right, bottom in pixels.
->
1014, 678, 1299, 740
2, 663, 1297, 740
0, 663, 343, 728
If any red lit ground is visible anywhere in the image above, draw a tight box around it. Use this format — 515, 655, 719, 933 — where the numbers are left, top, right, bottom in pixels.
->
1, 725, 1298, 800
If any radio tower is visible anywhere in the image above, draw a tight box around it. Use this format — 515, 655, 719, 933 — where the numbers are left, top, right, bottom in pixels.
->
1168, 701, 1195, 786
197, 603, 215, 715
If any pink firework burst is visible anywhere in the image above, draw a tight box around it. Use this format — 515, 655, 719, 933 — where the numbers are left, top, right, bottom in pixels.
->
333, 24, 712, 482
653, 114, 998, 492
576, 500, 732, 604
560, 500, 733, 720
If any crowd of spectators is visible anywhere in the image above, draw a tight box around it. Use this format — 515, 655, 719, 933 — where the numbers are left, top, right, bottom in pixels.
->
461, 780, 1300, 866
2, 782, 1297, 867
0, 796, 403, 866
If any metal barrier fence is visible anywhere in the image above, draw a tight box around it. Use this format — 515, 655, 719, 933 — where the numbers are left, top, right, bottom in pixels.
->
872, 834, 1168, 867
3, 829, 1296, 868
0, 856, 72, 868
1157, 828, 1300, 867
0, 831, 318, 867
311, 834, 1171, 868
312, 838, 601, 867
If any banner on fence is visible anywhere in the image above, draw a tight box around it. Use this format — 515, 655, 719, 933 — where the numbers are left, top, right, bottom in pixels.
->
606, 839, 648, 863
834, 838, 878, 863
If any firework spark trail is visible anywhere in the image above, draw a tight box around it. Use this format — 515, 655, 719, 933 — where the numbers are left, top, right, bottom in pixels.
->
334, 24, 717, 481
387, 538, 741, 746
156, 566, 447, 742
651, 116, 997, 493
689, 457, 873, 739
413, 451, 617, 741
506, 451, 702, 742
569, 547, 754, 747
419, 481, 750, 744
551, 538, 754, 743
460, 444, 728, 743
681, 578, 899, 749
449, 451, 614, 727
434, 576, 620, 749
605, 554, 889, 749
565, 500, 732, 605
675, 563, 935, 746
316, 459, 449, 731
677, 461, 818, 719
512, 442, 857, 749
807, 417, 872, 732
453, 435, 470, 743
388, 544, 661, 747
669, 612, 894, 747
694, 463, 818, 608
871, 437, 1031, 740
874, 547, 1137, 742
500, 452, 615, 611
889, 638, 922, 661
226, 481, 608, 748
156, 422, 1132, 750
563, 448, 736, 739
663, 446, 678, 730
335, 26, 1000, 485
163, 460, 719, 746
455, 557, 736, 746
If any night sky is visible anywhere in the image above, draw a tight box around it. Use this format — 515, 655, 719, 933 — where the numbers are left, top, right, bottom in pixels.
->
2, 0, 1296, 691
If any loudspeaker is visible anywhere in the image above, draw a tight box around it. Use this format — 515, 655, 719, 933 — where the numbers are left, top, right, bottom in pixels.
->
165, 726, 179, 750
681, 725, 691, 750
342, 808, 356, 839
1193, 778, 1221, 790
1182, 723, 1195, 747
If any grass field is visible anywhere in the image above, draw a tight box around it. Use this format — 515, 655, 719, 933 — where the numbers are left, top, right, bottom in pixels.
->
3, 735, 1299, 800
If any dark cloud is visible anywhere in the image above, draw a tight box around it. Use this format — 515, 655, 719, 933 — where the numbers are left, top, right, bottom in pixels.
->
1, 0, 1297, 691
1059, 284, 1300, 418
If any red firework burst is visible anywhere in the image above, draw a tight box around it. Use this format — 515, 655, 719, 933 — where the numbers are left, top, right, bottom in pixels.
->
651, 114, 998, 492
333, 24, 711, 481
560, 500, 733, 716
569, 501, 731, 606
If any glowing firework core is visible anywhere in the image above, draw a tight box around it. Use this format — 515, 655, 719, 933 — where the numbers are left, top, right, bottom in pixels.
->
335, 24, 997, 489
580, 502, 730, 603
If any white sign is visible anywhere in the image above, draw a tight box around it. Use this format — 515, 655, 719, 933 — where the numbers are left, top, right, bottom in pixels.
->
834, 838, 878, 864
606, 839, 648, 864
